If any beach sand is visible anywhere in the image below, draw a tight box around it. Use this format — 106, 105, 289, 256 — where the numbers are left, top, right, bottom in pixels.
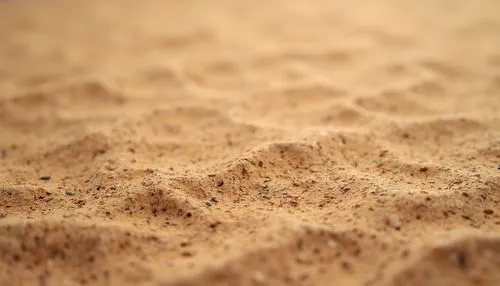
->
1, 0, 500, 285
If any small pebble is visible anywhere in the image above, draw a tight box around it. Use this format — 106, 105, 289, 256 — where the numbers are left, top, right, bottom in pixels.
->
65, 191, 75, 196
216, 180, 224, 187
387, 214, 401, 231
484, 209, 494, 215
327, 239, 338, 248
40, 176, 51, 181
0, 212, 6, 219
181, 251, 192, 257
461, 215, 471, 220
253, 271, 266, 284
296, 252, 313, 264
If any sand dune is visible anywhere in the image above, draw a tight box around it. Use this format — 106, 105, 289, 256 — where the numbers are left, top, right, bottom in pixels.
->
1, 0, 499, 285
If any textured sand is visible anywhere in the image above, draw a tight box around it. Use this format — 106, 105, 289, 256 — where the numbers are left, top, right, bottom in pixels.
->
1, 0, 500, 285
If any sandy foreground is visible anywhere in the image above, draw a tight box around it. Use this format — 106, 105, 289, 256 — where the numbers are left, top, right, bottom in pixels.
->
0, 0, 500, 285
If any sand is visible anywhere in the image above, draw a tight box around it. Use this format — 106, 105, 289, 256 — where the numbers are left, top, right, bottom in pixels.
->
0, 0, 499, 285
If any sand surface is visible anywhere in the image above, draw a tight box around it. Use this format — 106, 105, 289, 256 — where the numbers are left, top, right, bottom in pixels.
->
1, 0, 500, 285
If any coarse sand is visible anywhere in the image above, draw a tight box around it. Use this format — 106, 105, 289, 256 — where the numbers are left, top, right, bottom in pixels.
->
1, 0, 500, 285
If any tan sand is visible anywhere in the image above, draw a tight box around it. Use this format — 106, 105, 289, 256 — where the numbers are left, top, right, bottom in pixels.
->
1, 0, 500, 285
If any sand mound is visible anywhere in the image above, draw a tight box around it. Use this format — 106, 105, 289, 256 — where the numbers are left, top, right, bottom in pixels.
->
0, 0, 499, 285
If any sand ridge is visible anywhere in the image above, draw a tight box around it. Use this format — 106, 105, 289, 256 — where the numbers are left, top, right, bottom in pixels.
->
0, 0, 500, 285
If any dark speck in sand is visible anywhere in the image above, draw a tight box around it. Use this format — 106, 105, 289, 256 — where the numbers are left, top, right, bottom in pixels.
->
457, 251, 467, 270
